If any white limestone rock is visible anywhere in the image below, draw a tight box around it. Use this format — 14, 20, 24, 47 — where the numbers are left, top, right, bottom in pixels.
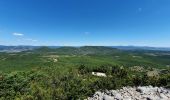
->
87, 86, 170, 100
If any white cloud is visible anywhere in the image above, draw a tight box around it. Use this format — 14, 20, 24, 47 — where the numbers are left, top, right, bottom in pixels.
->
13, 32, 24, 36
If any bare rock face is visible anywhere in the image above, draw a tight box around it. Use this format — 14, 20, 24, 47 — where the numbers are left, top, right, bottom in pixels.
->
87, 86, 170, 100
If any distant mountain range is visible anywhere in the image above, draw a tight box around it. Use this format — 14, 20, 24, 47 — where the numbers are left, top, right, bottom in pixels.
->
32, 46, 121, 55
0, 45, 170, 52
111, 46, 170, 51
0, 45, 39, 52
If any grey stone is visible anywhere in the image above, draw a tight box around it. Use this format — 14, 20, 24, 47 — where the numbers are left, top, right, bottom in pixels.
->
87, 86, 170, 100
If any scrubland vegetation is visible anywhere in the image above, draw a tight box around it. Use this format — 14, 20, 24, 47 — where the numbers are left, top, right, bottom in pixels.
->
0, 46, 170, 99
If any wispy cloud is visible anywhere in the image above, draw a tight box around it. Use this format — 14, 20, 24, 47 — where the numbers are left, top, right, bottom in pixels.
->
138, 8, 142, 12
25, 38, 38, 42
13, 32, 24, 36
12, 32, 38, 42
84, 32, 90, 35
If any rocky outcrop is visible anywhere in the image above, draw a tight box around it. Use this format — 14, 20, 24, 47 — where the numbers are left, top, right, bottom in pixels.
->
87, 86, 170, 100
92, 72, 107, 77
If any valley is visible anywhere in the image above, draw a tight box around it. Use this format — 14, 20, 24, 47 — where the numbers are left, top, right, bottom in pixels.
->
0, 46, 170, 99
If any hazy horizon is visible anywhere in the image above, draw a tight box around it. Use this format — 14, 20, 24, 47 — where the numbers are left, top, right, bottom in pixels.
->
0, 0, 170, 47
1, 45, 170, 48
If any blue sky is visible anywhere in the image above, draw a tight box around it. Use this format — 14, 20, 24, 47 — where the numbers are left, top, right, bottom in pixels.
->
0, 0, 170, 47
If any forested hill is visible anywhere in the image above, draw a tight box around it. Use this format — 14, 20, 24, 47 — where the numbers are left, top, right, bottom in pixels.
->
0, 46, 170, 99
1, 45, 170, 53
32, 46, 122, 55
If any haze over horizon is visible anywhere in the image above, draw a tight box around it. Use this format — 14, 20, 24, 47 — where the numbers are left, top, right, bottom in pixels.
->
0, 0, 170, 47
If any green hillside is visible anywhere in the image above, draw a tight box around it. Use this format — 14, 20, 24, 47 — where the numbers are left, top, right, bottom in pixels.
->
0, 46, 170, 99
